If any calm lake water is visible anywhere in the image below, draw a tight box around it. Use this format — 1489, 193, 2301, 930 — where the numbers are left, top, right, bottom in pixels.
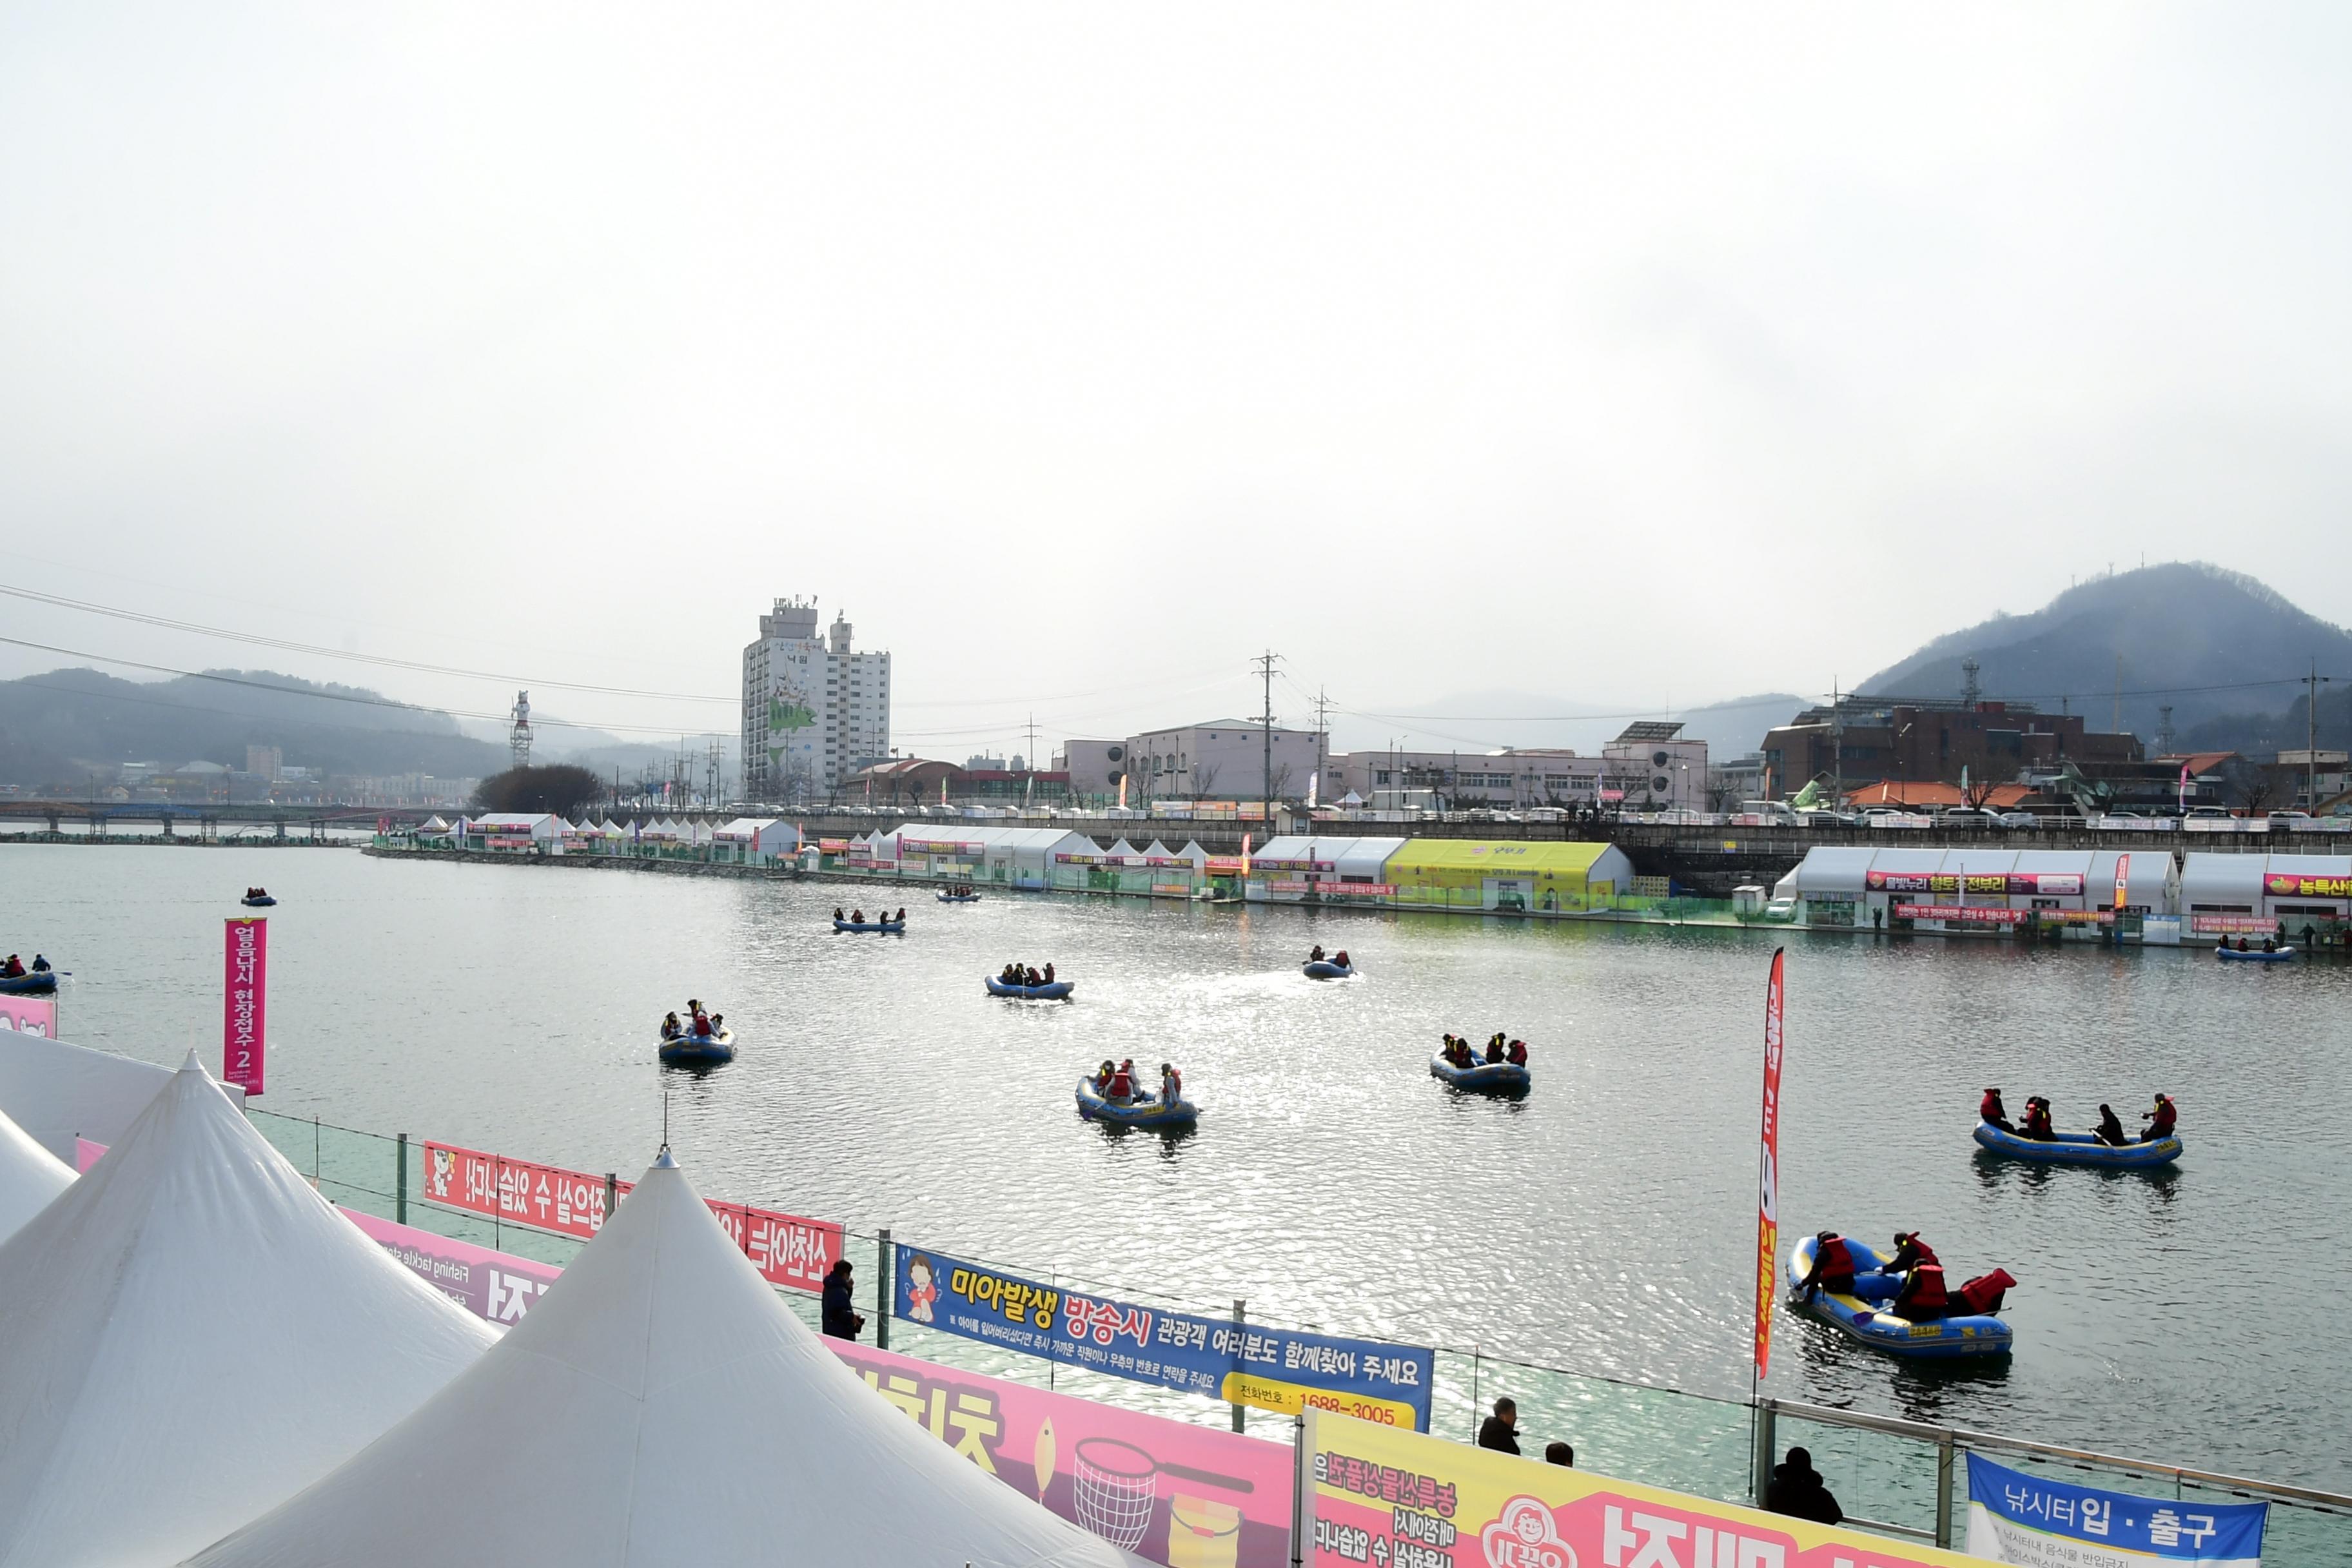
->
10, 843, 2350, 1491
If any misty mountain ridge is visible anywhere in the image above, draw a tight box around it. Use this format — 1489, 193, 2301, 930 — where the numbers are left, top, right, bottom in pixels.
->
1861, 562, 2351, 741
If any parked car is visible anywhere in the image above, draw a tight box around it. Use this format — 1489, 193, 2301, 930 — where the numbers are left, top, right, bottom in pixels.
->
1939, 807, 2004, 828
1995, 811, 2041, 829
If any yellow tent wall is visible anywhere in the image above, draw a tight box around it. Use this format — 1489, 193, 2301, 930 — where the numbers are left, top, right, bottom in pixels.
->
1380, 840, 1627, 911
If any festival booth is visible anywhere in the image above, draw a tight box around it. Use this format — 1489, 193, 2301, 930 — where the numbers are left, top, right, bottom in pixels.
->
0, 1031, 240, 1164
709, 818, 799, 866
892, 827, 988, 880
2181, 851, 2351, 944
182, 1152, 1133, 1568
0, 1055, 491, 1567
1380, 839, 1633, 913
883, 825, 1095, 890
415, 814, 454, 845
0, 1101, 70, 1248
1774, 847, 2178, 937
1242, 836, 1408, 905
462, 813, 558, 852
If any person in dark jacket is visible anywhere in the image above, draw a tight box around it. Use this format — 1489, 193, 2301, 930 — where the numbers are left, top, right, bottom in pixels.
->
1544, 1441, 1574, 1467
1765, 1447, 1843, 1524
821, 1258, 865, 1341
1475, 1397, 1519, 1455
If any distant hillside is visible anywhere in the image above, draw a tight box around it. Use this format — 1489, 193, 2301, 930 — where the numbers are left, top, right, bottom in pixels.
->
1862, 564, 2352, 740
0, 667, 506, 789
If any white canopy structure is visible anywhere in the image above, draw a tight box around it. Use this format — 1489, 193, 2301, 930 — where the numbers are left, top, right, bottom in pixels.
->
416, 814, 452, 834
712, 817, 799, 856
0, 1032, 240, 1164
184, 1152, 1135, 1568
0, 1101, 70, 1247
0, 1055, 491, 1568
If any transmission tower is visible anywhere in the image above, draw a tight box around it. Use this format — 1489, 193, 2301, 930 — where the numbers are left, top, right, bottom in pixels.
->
1253, 650, 1282, 809
1959, 659, 1981, 709
509, 692, 533, 770
2155, 705, 2176, 756
705, 738, 723, 804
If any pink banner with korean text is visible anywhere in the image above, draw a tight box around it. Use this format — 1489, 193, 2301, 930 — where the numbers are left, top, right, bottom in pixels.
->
222, 916, 266, 1097
0, 996, 57, 1037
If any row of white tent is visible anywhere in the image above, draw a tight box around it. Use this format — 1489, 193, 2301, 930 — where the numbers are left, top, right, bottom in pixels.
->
416, 815, 803, 855
0, 1036, 1136, 1567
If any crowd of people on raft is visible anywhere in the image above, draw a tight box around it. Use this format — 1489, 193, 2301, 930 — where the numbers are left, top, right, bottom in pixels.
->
834, 906, 906, 927
1087, 1057, 1184, 1108
241, 887, 270, 900
1792, 1229, 2016, 1324
1439, 1032, 1529, 1068
997, 961, 1057, 988
1981, 1088, 2177, 1145
2219, 935, 2285, 954
944, 885, 979, 899
0, 954, 48, 979
658, 999, 726, 1041
1306, 945, 1351, 969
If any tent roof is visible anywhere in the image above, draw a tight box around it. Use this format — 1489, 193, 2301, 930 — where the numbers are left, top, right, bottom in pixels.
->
417, 815, 451, 832
0, 1032, 240, 1164
0, 1055, 490, 1567
1384, 839, 1612, 876
187, 1153, 1133, 1568
469, 813, 555, 830
0, 1101, 69, 1248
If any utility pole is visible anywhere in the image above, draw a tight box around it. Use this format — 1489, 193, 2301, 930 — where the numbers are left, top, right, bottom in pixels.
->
2304, 660, 2337, 810
1831, 679, 1843, 809
1253, 650, 1280, 814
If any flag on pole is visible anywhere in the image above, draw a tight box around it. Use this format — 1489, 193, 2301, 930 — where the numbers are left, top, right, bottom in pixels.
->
2115, 852, 2132, 915
1754, 948, 1785, 1377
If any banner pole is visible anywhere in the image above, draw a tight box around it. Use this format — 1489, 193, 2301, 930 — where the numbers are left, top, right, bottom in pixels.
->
396, 1133, 408, 1224
1230, 1298, 1247, 1433
876, 1227, 893, 1350
1290, 1410, 1310, 1568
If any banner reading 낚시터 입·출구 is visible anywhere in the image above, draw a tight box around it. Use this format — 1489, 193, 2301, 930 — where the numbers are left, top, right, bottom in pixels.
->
1302, 1409, 1989, 1568
1968, 1453, 2267, 1567
896, 1244, 1435, 1431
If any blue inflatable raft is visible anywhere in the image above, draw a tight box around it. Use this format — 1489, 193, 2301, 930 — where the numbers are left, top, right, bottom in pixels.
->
1076, 1077, 1197, 1128
0, 971, 57, 996
937, 892, 983, 903
834, 917, 906, 934
1429, 1053, 1529, 1093
240, 895, 277, 907
986, 975, 1074, 1000
2216, 945, 2293, 963
1974, 1120, 2180, 1169
1302, 959, 1353, 979
658, 1029, 735, 1066
1786, 1235, 2012, 1360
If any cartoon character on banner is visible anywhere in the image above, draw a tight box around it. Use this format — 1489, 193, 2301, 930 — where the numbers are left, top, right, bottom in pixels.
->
429, 1146, 457, 1199
905, 1252, 940, 1324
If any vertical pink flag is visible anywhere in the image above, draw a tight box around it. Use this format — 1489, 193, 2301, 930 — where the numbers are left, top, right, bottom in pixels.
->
223, 916, 267, 1097
2114, 852, 2131, 916
1754, 947, 1785, 1378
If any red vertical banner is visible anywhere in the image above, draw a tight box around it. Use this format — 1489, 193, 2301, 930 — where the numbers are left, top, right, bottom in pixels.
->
2113, 852, 2131, 914
1753, 947, 1785, 1378
223, 917, 267, 1097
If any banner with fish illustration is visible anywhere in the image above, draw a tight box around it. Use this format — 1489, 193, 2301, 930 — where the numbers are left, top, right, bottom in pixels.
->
833, 1340, 1293, 1567
896, 1243, 1435, 1430
1302, 1409, 1984, 1568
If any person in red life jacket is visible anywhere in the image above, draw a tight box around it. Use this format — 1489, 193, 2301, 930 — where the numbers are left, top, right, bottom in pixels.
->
2093, 1104, 2128, 1146
1485, 1034, 1507, 1064
1892, 1261, 1950, 1322
1159, 1061, 1182, 1104
0, 955, 21, 979
2140, 1092, 2178, 1142
1333, 950, 1349, 968
849, 908, 865, 923
1792, 1231, 1856, 1304
1093, 1059, 1115, 1093
1108, 1059, 1136, 1102
1886, 1231, 1939, 1277
2019, 1097, 2057, 1141
1955, 1268, 2015, 1316
1042, 963, 1055, 985
1506, 1039, 1529, 1067
1979, 1088, 2014, 1132
895, 906, 906, 923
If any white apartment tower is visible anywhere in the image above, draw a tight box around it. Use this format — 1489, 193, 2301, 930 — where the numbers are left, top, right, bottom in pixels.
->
741, 598, 892, 803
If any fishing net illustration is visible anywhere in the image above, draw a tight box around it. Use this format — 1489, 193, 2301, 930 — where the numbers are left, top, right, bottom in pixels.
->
1072, 1436, 1157, 1549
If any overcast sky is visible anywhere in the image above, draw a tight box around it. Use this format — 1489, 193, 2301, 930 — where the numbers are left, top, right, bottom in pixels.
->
3, 3, 2348, 759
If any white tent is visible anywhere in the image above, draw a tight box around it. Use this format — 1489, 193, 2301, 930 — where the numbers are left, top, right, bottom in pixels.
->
0, 1054, 491, 1567
0, 1100, 70, 1247
184, 1152, 1135, 1568
416, 815, 451, 834
0, 1032, 240, 1164
1105, 838, 1143, 861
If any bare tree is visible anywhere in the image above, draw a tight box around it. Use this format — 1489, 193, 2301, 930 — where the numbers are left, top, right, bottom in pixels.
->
1193, 763, 1220, 798
1962, 777, 1996, 810
2240, 775, 2275, 815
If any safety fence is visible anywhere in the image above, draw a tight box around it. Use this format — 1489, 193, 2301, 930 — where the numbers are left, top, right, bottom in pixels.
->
246, 1105, 2352, 1562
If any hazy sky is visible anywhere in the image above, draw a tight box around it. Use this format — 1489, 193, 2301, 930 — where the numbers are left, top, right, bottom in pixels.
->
4, 3, 2348, 759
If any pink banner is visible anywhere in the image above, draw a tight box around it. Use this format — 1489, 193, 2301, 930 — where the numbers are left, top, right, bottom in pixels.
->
75, 1137, 106, 1172
222, 916, 266, 1097
1894, 903, 2030, 925
832, 1340, 1294, 1567
420, 1139, 841, 1291
0, 996, 57, 1037
1866, 870, 2082, 896
344, 1208, 563, 1324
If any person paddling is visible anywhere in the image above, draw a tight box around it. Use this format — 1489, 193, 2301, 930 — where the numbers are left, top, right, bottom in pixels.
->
2019, 1097, 2057, 1141
1792, 1231, 1856, 1304
1979, 1088, 2014, 1132
2093, 1104, 2128, 1146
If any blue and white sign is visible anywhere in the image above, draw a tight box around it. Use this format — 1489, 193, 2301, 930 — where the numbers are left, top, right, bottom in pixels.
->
1967, 1453, 2266, 1566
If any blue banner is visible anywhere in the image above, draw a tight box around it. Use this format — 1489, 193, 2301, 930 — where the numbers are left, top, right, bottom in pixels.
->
894, 1242, 1436, 1431
1967, 1453, 2266, 1565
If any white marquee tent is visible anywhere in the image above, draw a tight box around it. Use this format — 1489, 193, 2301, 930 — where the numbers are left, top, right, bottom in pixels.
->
0, 1101, 70, 1246
0, 1032, 239, 1164
0, 1055, 492, 1568
185, 1151, 1137, 1567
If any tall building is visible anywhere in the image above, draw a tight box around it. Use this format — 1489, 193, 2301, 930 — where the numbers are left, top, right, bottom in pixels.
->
741, 598, 891, 803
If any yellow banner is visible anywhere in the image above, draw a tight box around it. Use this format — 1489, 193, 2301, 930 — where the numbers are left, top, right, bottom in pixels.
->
1301, 1409, 1981, 1567
1220, 1370, 1420, 1429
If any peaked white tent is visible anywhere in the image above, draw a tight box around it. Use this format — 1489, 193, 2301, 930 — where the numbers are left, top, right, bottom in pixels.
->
416, 814, 452, 834
186, 1152, 1135, 1568
0, 1032, 239, 1164
0, 1055, 491, 1568
0, 1100, 70, 1246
